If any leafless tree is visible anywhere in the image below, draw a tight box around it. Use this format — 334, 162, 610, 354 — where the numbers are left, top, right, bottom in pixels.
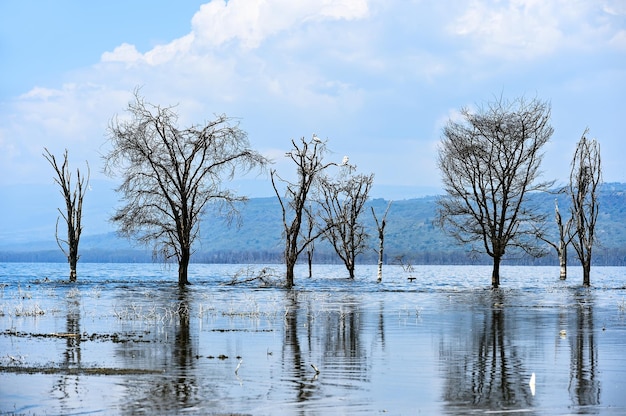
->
371, 201, 392, 283
537, 198, 574, 280
569, 129, 601, 286
318, 163, 374, 279
103, 91, 268, 286
43, 148, 90, 282
436, 96, 554, 288
271, 135, 334, 288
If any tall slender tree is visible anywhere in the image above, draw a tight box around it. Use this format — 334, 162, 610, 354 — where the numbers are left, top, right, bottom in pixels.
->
43, 148, 90, 282
436, 96, 554, 288
271, 135, 334, 288
103, 91, 267, 286
371, 201, 392, 283
569, 129, 601, 287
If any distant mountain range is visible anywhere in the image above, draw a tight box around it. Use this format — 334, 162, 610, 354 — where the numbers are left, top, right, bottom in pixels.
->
1, 182, 625, 266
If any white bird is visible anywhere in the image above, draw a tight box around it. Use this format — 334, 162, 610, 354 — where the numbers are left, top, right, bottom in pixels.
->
312, 134, 321, 143
529, 372, 536, 396
342, 156, 349, 166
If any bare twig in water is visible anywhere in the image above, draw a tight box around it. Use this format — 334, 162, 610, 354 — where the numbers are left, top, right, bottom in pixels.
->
225, 267, 281, 287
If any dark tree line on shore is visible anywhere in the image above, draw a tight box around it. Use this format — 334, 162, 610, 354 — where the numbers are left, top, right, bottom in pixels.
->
43, 91, 602, 288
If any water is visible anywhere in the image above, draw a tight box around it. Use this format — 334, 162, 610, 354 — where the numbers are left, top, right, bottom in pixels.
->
1, 263, 626, 415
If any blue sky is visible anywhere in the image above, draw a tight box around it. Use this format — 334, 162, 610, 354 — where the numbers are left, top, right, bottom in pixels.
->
1, 0, 625, 200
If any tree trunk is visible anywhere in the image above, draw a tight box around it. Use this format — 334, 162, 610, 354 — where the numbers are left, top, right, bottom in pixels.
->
178, 249, 190, 286
69, 257, 77, 282
559, 244, 567, 280
68, 245, 78, 282
286, 262, 295, 289
491, 256, 501, 289
582, 261, 591, 287
376, 232, 384, 283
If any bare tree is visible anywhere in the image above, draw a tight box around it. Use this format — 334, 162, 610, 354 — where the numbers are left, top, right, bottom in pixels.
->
304, 204, 316, 278
43, 148, 90, 282
537, 198, 574, 280
103, 91, 268, 286
371, 201, 392, 283
436, 96, 554, 288
271, 135, 334, 288
318, 162, 374, 279
569, 129, 601, 287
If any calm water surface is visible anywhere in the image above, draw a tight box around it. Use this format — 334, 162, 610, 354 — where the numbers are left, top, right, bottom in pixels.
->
1, 263, 626, 415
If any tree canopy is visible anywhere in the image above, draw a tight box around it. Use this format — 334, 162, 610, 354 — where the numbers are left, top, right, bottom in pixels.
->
103, 91, 268, 285
436, 96, 554, 288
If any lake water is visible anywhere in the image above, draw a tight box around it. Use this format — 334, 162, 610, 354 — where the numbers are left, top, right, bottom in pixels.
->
1, 262, 626, 415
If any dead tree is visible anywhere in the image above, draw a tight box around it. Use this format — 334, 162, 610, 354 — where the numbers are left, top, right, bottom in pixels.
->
304, 204, 316, 278
538, 198, 574, 280
43, 148, 89, 282
371, 201, 392, 283
569, 129, 601, 287
271, 135, 334, 288
318, 162, 374, 279
103, 90, 267, 286
436, 96, 554, 288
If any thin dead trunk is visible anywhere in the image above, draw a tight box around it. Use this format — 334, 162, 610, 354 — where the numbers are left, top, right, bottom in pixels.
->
559, 240, 567, 280
372, 202, 391, 283
44, 148, 89, 282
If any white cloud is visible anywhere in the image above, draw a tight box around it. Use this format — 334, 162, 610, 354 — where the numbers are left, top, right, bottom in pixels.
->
102, 0, 369, 65
448, 0, 626, 60
449, 0, 566, 59
101, 43, 143, 63
1, 0, 625, 191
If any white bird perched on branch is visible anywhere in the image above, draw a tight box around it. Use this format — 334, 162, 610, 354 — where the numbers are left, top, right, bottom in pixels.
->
342, 156, 349, 166
312, 134, 321, 143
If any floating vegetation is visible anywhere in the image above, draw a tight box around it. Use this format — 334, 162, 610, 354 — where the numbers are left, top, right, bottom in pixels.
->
112, 301, 189, 323
66, 288, 81, 299
1, 329, 153, 344
0, 365, 162, 376
13, 303, 45, 317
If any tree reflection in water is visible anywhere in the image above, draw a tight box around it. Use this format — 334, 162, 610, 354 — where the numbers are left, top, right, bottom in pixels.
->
281, 292, 371, 406
52, 293, 82, 403
116, 287, 200, 414
440, 290, 533, 413
282, 291, 318, 402
569, 290, 599, 406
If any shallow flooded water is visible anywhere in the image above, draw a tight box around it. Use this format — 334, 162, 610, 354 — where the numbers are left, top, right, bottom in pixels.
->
1, 263, 626, 415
